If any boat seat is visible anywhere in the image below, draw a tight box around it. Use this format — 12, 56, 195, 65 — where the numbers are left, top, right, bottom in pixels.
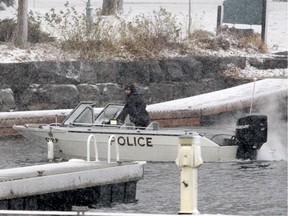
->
146, 121, 160, 130
120, 122, 135, 129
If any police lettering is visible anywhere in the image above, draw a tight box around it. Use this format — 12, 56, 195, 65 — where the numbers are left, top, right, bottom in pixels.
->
117, 136, 153, 147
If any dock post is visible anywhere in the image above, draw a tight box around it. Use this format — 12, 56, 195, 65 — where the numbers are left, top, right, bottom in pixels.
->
175, 135, 203, 214
47, 140, 54, 162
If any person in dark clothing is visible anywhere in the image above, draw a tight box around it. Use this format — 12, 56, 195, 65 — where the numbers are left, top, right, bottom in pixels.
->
116, 84, 150, 127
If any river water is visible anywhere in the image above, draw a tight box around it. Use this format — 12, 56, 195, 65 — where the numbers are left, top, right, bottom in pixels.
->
0, 137, 287, 215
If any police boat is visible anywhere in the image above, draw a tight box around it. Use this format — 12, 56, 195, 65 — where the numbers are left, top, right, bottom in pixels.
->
13, 101, 267, 162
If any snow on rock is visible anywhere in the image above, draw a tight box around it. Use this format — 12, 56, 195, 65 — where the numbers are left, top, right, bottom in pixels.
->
0, 43, 287, 79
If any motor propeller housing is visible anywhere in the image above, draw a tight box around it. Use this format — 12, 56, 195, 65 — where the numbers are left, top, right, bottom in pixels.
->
234, 114, 268, 160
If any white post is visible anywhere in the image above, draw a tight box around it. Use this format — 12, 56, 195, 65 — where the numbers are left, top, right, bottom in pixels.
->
175, 135, 203, 214
249, 77, 257, 114
86, 0, 93, 22
47, 140, 54, 162
188, 0, 192, 38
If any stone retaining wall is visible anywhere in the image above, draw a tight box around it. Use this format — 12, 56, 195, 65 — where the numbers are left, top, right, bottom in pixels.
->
0, 55, 286, 115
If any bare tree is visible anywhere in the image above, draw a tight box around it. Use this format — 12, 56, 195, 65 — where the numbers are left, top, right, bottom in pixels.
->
14, 0, 28, 47
188, 0, 192, 38
102, 0, 123, 15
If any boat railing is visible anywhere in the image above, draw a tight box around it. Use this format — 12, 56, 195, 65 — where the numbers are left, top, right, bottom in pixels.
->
70, 122, 121, 128
86, 134, 120, 163
107, 135, 120, 163
86, 134, 99, 162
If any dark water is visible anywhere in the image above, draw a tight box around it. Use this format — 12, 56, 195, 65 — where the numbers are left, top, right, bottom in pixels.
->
0, 137, 287, 216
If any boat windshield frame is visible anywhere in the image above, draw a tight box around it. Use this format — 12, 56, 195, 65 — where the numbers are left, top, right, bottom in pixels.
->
62, 102, 124, 127
62, 101, 96, 125
94, 104, 124, 125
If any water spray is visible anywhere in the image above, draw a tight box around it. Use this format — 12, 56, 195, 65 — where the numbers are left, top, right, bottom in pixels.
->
249, 77, 257, 114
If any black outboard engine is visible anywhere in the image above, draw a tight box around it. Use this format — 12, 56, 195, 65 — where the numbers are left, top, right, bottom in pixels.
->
234, 114, 268, 160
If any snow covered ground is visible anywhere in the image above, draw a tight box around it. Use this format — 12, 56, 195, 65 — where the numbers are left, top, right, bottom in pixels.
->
1, 0, 287, 52
0, 0, 287, 78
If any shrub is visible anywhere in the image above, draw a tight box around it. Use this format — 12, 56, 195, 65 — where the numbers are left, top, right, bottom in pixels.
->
0, 19, 16, 42
238, 34, 267, 53
31, 2, 182, 60
217, 26, 267, 53
3, 2, 267, 59
0, 18, 55, 43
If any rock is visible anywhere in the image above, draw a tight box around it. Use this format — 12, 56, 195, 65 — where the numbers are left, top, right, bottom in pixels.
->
219, 56, 246, 70
117, 61, 153, 85
0, 62, 36, 86
159, 57, 204, 82
0, 61, 81, 86
273, 51, 288, 57
159, 60, 183, 81
248, 57, 264, 68
176, 57, 203, 81
96, 83, 123, 106
30, 61, 81, 84
0, 88, 16, 111
148, 83, 175, 103
263, 58, 287, 69
248, 57, 288, 69
194, 56, 246, 78
20, 84, 79, 110
79, 61, 120, 84
194, 56, 221, 78
77, 84, 101, 106
143, 61, 165, 83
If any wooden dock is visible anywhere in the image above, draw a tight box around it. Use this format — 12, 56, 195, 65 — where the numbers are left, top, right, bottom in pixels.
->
0, 160, 145, 211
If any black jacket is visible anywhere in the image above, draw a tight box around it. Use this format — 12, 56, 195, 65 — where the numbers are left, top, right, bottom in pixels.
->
117, 91, 150, 127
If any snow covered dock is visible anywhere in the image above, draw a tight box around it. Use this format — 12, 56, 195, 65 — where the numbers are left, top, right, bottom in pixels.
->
148, 78, 287, 126
0, 160, 145, 210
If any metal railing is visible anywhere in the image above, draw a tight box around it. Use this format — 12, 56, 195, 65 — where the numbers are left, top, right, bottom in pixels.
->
86, 134, 120, 163
86, 134, 99, 162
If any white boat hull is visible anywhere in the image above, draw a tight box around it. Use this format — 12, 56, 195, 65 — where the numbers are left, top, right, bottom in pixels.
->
14, 125, 238, 162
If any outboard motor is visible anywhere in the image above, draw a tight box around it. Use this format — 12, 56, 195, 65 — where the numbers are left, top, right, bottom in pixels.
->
234, 114, 268, 160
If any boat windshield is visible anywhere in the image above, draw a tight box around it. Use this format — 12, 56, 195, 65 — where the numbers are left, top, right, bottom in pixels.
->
62, 102, 96, 125
94, 104, 124, 125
